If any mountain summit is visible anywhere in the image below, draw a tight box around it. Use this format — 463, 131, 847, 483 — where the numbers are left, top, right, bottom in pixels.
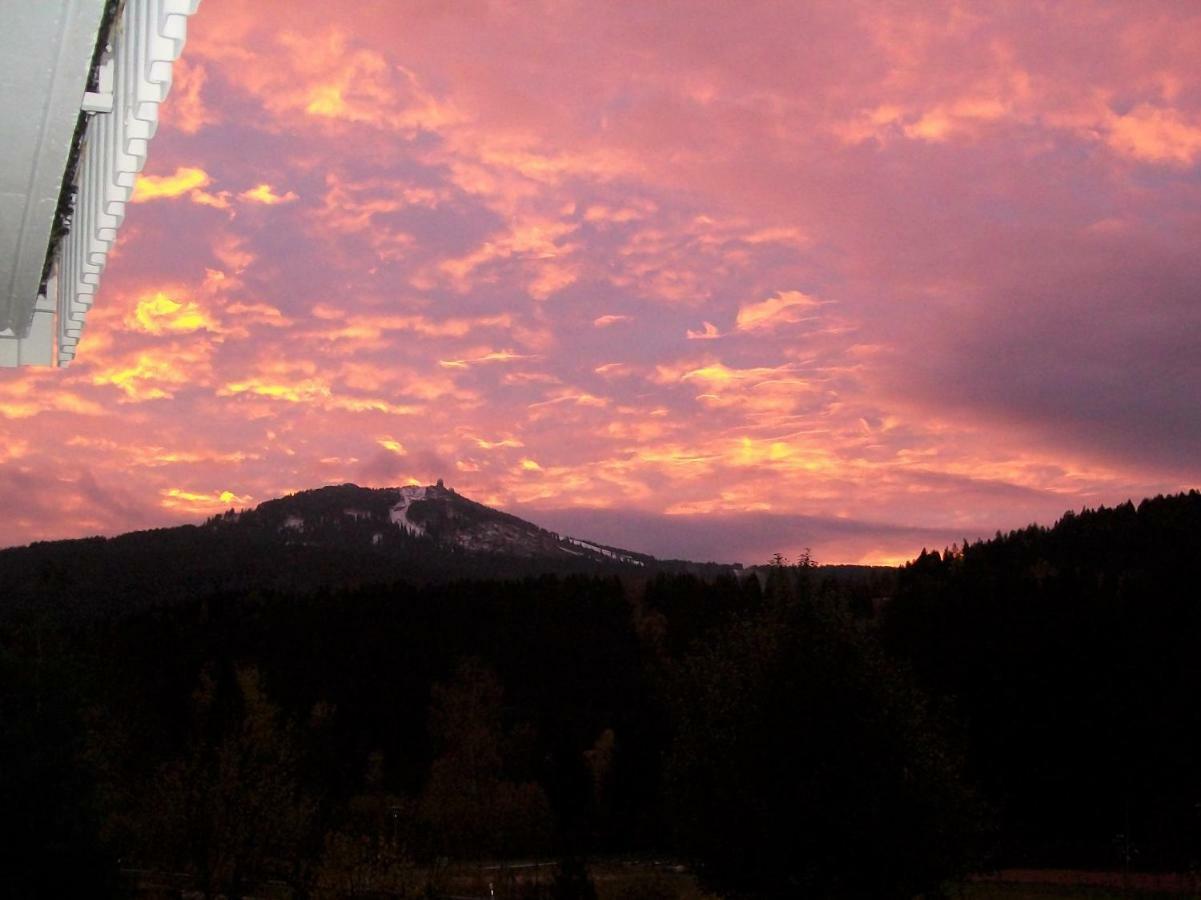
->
0, 482, 732, 616
219, 481, 653, 568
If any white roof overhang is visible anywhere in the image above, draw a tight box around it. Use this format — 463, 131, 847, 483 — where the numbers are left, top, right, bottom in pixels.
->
0, 0, 201, 368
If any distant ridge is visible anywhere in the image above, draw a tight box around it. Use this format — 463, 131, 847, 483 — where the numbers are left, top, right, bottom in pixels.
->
0, 482, 738, 616
225, 480, 660, 567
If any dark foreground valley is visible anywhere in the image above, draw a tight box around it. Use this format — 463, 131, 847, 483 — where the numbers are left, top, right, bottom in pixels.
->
3, 489, 1201, 898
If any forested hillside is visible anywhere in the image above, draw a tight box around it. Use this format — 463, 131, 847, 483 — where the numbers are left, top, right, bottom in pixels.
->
0, 484, 734, 617
2, 562, 973, 898
883, 491, 1201, 870
3, 491, 1200, 897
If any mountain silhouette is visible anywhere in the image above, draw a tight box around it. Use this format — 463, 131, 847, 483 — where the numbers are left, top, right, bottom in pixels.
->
0, 482, 735, 617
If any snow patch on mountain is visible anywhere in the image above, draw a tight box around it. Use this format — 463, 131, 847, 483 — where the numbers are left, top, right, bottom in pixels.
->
389, 485, 428, 537
564, 536, 645, 566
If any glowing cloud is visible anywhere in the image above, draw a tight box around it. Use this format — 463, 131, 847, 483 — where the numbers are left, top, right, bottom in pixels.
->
594, 363, 633, 379
735, 291, 821, 333
132, 166, 214, 202
219, 376, 330, 403
439, 350, 534, 369
0, 389, 104, 418
90, 346, 208, 401
162, 58, 218, 134
161, 488, 252, 513
475, 437, 524, 450
1106, 105, 1201, 165
240, 183, 299, 205
126, 292, 220, 335
593, 315, 632, 328
686, 322, 722, 340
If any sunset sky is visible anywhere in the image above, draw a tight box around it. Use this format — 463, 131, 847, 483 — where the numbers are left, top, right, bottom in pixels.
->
2, 0, 1200, 564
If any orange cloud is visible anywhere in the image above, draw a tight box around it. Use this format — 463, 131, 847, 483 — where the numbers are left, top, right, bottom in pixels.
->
313, 311, 515, 348
162, 58, 219, 134
212, 234, 255, 273
474, 436, 524, 450
604, 213, 799, 306
126, 292, 220, 335
593, 315, 632, 327
240, 183, 299, 205
222, 301, 291, 331
0, 438, 29, 461
735, 291, 821, 332
161, 487, 252, 513
238, 29, 461, 134
218, 376, 330, 403
594, 362, 633, 378
439, 350, 534, 369
91, 346, 210, 401
216, 363, 422, 416
0, 379, 105, 417
132, 166, 227, 207
686, 321, 722, 340
312, 172, 432, 263
318, 173, 417, 229
438, 218, 579, 299
902, 97, 1011, 142
64, 437, 257, 468
528, 389, 608, 409
1106, 104, 1201, 165
133, 166, 210, 200
584, 202, 654, 223
650, 358, 821, 418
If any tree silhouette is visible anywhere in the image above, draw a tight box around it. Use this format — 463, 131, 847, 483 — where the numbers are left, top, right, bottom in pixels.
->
147, 665, 315, 897
419, 660, 553, 859
667, 602, 985, 898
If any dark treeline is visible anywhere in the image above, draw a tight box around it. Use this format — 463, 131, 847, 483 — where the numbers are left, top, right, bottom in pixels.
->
1, 562, 978, 898
882, 490, 1201, 872
0, 523, 644, 619
3, 491, 1200, 897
